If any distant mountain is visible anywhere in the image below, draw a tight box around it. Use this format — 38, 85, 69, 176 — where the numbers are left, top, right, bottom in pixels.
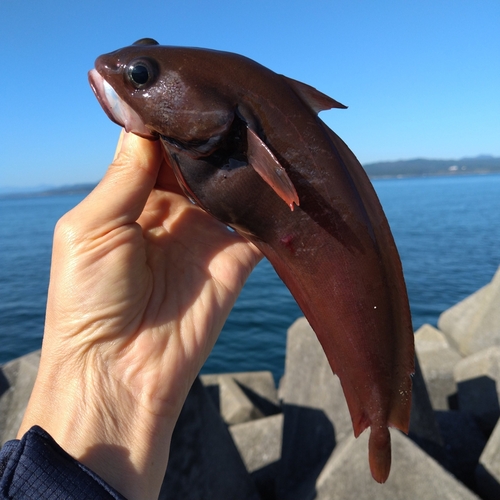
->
363, 155, 500, 178
0, 185, 55, 195
0, 183, 97, 199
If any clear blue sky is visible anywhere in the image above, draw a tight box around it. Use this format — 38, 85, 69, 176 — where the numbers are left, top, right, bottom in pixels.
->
1, 0, 499, 189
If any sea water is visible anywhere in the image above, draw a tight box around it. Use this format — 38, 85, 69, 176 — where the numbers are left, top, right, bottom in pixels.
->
1, 174, 499, 380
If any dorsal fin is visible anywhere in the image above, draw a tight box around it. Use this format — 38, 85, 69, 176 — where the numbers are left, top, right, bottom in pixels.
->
283, 76, 347, 113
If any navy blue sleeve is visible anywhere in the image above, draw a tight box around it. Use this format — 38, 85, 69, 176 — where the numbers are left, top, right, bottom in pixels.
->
0, 426, 127, 499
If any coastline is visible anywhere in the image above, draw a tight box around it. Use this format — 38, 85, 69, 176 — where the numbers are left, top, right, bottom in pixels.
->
2, 156, 500, 199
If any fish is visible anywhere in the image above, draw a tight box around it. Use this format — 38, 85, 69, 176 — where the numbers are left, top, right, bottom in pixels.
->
88, 38, 415, 483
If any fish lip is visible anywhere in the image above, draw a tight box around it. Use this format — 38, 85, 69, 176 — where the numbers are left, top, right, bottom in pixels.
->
88, 69, 157, 140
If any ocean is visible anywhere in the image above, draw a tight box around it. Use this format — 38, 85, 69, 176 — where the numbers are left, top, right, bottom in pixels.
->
1, 174, 500, 381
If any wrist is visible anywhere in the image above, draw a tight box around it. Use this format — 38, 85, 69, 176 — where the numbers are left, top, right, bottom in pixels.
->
18, 346, 178, 500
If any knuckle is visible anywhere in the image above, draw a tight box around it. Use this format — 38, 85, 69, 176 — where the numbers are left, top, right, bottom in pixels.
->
53, 210, 82, 248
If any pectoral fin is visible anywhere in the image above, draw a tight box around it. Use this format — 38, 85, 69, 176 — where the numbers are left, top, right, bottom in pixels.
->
247, 128, 300, 210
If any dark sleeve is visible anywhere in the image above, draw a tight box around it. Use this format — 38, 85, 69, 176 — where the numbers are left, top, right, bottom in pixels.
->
0, 425, 127, 499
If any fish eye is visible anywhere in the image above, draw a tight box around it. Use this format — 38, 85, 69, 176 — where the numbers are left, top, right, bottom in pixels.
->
126, 58, 158, 89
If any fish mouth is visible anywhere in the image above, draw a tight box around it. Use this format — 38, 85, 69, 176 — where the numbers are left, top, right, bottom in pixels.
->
88, 69, 156, 139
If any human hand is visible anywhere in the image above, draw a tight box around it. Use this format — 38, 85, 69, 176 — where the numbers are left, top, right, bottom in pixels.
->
18, 132, 262, 499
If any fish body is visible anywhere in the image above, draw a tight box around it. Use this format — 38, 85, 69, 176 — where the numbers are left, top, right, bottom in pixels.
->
89, 39, 414, 482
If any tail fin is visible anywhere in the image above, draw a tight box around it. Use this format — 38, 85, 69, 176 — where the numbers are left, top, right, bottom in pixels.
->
369, 425, 392, 483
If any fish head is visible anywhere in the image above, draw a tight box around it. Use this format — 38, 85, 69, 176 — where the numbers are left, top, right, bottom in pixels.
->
88, 39, 235, 150
89, 40, 301, 213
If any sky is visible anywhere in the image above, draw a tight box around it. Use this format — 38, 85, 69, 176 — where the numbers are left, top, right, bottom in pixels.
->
1, 0, 499, 189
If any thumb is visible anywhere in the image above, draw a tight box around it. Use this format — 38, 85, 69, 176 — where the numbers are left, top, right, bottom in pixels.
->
77, 131, 162, 233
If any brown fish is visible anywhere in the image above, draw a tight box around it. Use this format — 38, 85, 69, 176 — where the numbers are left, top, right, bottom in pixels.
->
89, 38, 414, 483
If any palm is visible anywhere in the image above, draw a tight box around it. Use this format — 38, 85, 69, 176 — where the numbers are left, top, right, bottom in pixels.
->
61, 155, 261, 415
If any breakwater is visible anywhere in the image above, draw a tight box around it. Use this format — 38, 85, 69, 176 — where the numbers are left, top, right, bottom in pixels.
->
2, 266, 500, 499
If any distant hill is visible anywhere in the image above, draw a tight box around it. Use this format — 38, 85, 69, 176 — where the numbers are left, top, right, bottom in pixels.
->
0, 183, 97, 199
363, 155, 500, 178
